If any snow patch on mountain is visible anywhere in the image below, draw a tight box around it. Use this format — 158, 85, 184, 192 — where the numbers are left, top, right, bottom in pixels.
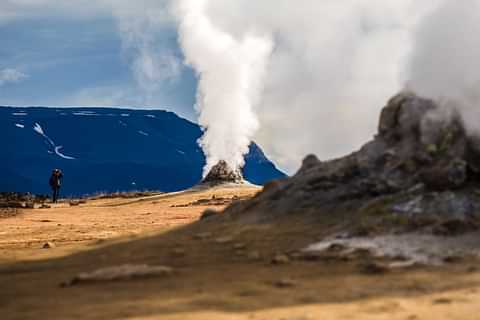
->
33, 122, 45, 135
33, 122, 76, 160
15, 123, 24, 128
138, 130, 149, 136
55, 146, 76, 160
73, 111, 98, 116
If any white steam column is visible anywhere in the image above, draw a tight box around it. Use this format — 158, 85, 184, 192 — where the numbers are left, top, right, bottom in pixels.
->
174, 0, 273, 177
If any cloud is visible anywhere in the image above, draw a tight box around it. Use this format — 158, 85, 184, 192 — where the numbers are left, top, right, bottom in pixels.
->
0, 0, 110, 22
67, 85, 139, 107
2, 0, 184, 109
0, 68, 28, 86
112, 2, 182, 104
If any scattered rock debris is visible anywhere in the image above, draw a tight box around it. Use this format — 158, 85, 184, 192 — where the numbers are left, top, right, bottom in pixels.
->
171, 195, 249, 209
303, 233, 480, 267
0, 192, 48, 210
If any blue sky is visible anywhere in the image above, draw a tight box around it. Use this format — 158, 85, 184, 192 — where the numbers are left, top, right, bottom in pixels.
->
0, 9, 198, 120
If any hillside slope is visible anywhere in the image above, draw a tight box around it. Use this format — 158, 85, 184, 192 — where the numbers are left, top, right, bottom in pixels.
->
1, 106, 285, 195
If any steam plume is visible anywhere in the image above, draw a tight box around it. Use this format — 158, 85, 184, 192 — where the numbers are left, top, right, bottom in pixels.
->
407, 0, 480, 135
173, 1, 433, 173
174, 0, 273, 176
175, 1, 480, 173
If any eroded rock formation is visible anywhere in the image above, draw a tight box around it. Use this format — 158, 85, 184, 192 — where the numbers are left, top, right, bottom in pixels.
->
226, 92, 480, 233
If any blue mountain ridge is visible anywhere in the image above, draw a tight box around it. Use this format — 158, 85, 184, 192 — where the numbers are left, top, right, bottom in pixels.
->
1, 106, 286, 196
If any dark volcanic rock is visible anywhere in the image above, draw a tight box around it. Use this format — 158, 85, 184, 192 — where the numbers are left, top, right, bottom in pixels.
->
202, 160, 244, 185
0, 192, 47, 208
225, 92, 480, 231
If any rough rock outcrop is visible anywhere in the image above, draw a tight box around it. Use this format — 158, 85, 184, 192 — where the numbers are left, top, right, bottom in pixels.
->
202, 160, 244, 185
225, 92, 480, 232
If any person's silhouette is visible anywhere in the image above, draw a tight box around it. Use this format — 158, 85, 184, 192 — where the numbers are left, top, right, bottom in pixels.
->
49, 169, 63, 203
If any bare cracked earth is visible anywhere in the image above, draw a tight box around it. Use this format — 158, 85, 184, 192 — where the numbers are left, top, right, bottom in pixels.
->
1, 185, 480, 320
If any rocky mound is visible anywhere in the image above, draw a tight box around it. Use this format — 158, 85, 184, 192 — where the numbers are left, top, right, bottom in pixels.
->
226, 92, 480, 234
0, 192, 47, 208
202, 160, 245, 185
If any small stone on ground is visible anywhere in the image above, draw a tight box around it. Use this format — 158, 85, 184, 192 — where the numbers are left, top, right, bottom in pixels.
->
63, 264, 173, 286
271, 254, 290, 265
274, 278, 297, 288
42, 242, 56, 249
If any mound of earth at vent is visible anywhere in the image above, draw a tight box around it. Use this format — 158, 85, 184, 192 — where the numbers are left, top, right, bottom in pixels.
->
225, 92, 480, 234
201, 160, 245, 186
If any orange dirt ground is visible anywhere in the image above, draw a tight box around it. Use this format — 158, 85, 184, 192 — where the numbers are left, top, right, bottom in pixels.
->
1, 185, 480, 320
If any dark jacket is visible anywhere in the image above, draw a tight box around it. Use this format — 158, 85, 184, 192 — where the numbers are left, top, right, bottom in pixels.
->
49, 171, 63, 189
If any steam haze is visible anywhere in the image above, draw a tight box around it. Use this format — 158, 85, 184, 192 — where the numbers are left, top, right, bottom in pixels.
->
172, 0, 443, 173
407, 0, 480, 136
111, 1, 181, 106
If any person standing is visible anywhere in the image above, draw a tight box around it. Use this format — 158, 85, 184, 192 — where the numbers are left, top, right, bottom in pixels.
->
49, 169, 63, 203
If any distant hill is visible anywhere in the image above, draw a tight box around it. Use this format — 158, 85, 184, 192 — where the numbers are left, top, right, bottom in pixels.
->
1, 106, 285, 196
